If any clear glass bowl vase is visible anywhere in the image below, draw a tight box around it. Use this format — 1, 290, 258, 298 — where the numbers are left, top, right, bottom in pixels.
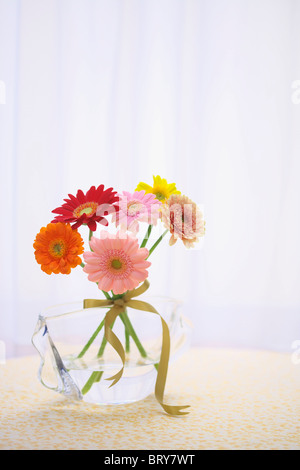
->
31, 297, 192, 406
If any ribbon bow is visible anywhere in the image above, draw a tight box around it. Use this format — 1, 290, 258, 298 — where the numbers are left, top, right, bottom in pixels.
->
83, 280, 190, 416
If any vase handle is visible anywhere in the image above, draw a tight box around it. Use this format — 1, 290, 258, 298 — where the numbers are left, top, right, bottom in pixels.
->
32, 315, 82, 401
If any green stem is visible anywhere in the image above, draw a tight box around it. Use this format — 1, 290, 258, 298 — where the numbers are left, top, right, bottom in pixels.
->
80, 304, 113, 393
102, 290, 111, 300
125, 328, 130, 353
119, 311, 147, 358
140, 225, 153, 248
123, 312, 130, 353
147, 229, 169, 258
77, 318, 105, 358
97, 335, 108, 358
89, 229, 93, 242
97, 317, 117, 357
81, 308, 114, 393
76, 286, 111, 359
82, 371, 103, 395
81, 306, 153, 394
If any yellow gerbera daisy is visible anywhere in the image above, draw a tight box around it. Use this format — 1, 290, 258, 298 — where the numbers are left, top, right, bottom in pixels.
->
135, 175, 180, 203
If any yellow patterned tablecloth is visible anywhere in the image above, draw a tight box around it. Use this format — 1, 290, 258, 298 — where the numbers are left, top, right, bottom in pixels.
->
0, 348, 299, 450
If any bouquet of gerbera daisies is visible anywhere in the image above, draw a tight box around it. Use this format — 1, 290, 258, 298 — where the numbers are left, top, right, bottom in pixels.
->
33, 176, 205, 415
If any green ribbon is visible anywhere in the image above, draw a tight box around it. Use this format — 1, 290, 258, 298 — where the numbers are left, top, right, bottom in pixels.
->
83, 280, 190, 416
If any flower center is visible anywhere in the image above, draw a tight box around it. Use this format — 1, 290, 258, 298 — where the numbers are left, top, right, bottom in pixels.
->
73, 202, 98, 219
127, 201, 144, 217
100, 249, 133, 279
111, 259, 123, 270
49, 239, 66, 258
155, 192, 165, 201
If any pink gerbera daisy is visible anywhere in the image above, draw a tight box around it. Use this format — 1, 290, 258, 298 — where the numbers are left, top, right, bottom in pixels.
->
112, 190, 162, 233
161, 194, 205, 248
83, 231, 151, 294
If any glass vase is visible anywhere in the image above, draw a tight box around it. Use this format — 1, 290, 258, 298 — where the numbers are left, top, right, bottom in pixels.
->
31, 297, 191, 405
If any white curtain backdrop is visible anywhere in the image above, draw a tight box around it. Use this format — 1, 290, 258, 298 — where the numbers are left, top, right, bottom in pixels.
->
1, 0, 300, 355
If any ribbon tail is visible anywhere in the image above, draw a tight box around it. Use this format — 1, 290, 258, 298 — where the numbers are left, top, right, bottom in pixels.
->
104, 306, 126, 387
128, 299, 190, 416
159, 404, 191, 416
154, 315, 190, 417
106, 368, 124, 388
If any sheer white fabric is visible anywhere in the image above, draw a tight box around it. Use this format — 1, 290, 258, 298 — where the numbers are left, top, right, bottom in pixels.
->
1, 0, 300, 354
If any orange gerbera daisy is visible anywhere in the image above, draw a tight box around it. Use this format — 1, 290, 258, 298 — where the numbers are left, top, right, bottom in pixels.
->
33, 223, 84, 274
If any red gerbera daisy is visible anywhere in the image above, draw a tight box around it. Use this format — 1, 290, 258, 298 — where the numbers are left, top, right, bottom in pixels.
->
51, 185, 119, 231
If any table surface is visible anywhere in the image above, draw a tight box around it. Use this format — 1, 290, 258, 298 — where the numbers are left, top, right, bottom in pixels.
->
0, 347, 299, 450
